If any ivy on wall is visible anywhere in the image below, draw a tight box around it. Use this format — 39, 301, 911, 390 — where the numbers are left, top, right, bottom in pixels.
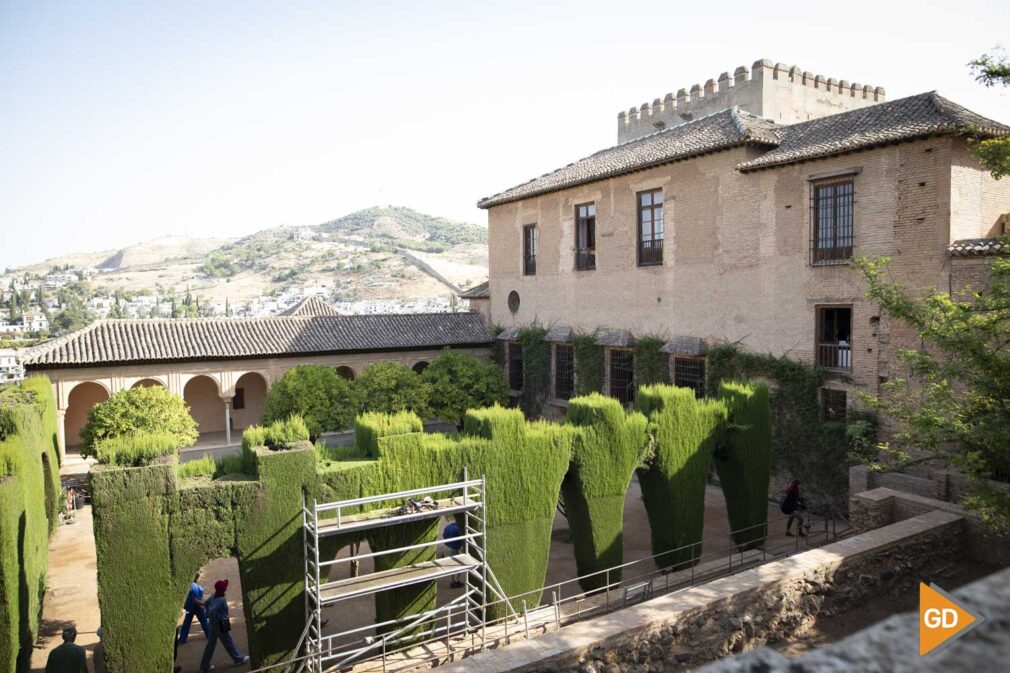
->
518, 326, 550, 417
573, 333, 603, 396
633, 336, 670, 387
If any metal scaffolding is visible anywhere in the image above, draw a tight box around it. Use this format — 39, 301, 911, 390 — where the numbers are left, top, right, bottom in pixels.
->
296, 469, 498, 673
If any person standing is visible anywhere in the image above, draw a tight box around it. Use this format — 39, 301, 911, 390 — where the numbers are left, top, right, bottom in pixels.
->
442, 520, 464, 588
177, 571, 210, 643
200, 580, 250, 671
781, 479, 807, 537
45, 626, 88, 673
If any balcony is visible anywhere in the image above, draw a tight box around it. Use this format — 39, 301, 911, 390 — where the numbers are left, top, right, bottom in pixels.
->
817, 341, 852, 370
638, 238, 663, 266
575, 248, 596, 271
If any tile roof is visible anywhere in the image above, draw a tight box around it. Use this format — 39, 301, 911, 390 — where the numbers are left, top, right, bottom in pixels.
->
948, 237, 1009, 257
278, 296, 342, 317
738, 92, 1010, 171
21, 314, 492, 368
660, 336, 708, 356
477, 108, 781, 208
459, 281, 490, 299
478, 92, 1009, 206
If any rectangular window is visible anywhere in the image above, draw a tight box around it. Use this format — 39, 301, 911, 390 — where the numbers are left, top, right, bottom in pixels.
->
554, 344, 574, 401
811, 179, 854, 264
523, 224, 537, 276
816, 306, 853, 370
508, 342, 524, 391
637, 189, 664, 266
575, 202, 596, 271
608, 349, 635, 405
233, 387, 246, 410
821, 388, 848, 422
673, 357, 706, 398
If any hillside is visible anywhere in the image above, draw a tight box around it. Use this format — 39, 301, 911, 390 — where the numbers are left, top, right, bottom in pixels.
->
2, 206, 488, 314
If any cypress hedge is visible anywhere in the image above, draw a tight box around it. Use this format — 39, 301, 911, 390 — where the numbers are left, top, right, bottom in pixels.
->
573, 334, 603, 396
715, 381, 772, 550
562, 394, 648, 590
0, 376, 60, 673
636, 384, 728, 570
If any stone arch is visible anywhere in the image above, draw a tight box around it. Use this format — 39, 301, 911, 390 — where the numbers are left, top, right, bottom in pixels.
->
335, 366, 356, 381
184, 375, 226, 435
411, 361, 430, 375
231, 372, 268, 430
131, 377, 166, 389
64, 381, 110, 450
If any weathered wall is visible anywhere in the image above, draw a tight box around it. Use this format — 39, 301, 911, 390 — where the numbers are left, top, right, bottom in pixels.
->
433, 509, 964, 673
695, 565, 1010, 673
487, 137, 1004, 406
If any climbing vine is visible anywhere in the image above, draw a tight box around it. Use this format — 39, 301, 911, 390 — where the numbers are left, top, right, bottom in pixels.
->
634, 336, 670, 387
518, 325, 550, 417
573, 333, 603, 396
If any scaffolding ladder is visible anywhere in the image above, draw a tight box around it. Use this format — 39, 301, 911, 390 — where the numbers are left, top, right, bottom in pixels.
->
296, 469, 496, 673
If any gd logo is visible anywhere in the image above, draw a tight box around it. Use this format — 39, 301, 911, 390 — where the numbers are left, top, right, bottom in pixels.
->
919, 583, 984, 656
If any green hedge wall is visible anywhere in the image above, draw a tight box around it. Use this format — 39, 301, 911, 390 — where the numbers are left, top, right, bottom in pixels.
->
573, 334, 603, 396
636, 384, 728, 570
715, 381, 773, 550
0, 376, 60, 673
562, 394, 648, 590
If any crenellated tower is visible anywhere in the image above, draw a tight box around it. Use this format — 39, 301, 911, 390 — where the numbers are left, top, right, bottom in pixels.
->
617, 59, 886, 143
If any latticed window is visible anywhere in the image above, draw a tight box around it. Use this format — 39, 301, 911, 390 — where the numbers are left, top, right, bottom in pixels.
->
811, 179, 854, 264
608, 349, 635, 405
523, 224, 537, 276
508, 342, 524, 391
554, 344, 574, 400
575, 203, 596, 271
637, 189, 664, 266
816, 306, 852, 370
821, 388, 848, 422
673, 357, 705, 398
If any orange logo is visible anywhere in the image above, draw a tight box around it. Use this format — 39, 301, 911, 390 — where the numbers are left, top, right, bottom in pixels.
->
919, 582, 983, 656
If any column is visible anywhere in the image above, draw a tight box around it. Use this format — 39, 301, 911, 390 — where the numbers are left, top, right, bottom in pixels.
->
55, 409, 67, 462
224, 399, 232, 446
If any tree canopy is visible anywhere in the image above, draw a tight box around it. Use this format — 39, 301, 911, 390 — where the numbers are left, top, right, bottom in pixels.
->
420, 349, 507, 425
262, 365, 355, 439
353, 361, 431, 417
80, 386, 198, 456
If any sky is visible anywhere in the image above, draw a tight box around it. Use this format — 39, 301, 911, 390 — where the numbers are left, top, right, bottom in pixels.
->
1, 0, 1008, 271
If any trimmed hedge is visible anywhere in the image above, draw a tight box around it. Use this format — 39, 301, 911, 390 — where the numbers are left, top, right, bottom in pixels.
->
0, 377, 60, 673
355, 411, 423, 458
562, 394, 648, 590
636, 385, 728, 570
573, 334, 603, 396
715, 381, 773, 550
94, 431, 178, 466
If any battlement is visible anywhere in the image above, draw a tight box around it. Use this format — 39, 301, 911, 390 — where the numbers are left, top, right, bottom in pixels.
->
617, 59, 886, 143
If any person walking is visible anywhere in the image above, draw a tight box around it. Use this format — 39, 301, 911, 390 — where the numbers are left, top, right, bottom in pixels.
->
781, 479, 807, 537
177, 571, 210, 643
45, 626, 88, 673
199, 580, 250, 671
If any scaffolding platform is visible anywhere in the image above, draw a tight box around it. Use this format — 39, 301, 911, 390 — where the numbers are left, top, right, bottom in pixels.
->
316, 554, 480, 605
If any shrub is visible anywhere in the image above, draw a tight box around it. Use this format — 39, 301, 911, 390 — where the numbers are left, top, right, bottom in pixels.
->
94, 431, 179, 466
355, 411, 423, 458
573, 334, 603, 396
264, 415, 310, 450
353, 362, 431, 417
217, 454, 248, 476
80, 386, 197, 457
636, 384, 728, 570
715, 381, 772, 550
634, 336, 670, 386
563, 394, 648, 589
177, 455, 216, 479
420, 350, 507, 425
262, 365, 355, 439
518, 326, 550, 417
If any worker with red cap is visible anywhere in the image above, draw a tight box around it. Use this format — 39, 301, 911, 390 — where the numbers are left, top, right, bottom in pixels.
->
199, 579, 249, 671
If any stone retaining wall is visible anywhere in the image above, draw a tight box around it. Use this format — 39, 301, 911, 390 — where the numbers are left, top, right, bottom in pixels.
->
434, 510, 964, 673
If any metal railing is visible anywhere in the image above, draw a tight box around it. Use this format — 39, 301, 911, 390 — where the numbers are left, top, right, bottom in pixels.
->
637, 238, 663, 266
293, 511, 839, 673
816, 342, 852, 370
574, 248, 596, 271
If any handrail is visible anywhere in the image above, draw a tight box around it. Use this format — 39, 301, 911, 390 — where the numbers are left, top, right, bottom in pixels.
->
314, 480, 483, 511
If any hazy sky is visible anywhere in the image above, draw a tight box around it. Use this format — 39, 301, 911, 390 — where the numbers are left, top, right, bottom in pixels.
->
1, 0, 1008, 270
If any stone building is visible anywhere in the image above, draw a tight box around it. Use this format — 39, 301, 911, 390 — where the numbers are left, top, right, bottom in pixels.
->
477, 59, 1010, 418
21, 306, 491, 456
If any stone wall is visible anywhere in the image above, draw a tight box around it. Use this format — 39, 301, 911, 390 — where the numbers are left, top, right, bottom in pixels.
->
434, 510, 963, 673
849, 487, 1010, 566
694, 565, 1010, 673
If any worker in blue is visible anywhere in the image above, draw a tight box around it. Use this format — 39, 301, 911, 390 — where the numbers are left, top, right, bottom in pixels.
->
200, 579, 250, 671
177, 571, 210, 644
442, 521, 464, 588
